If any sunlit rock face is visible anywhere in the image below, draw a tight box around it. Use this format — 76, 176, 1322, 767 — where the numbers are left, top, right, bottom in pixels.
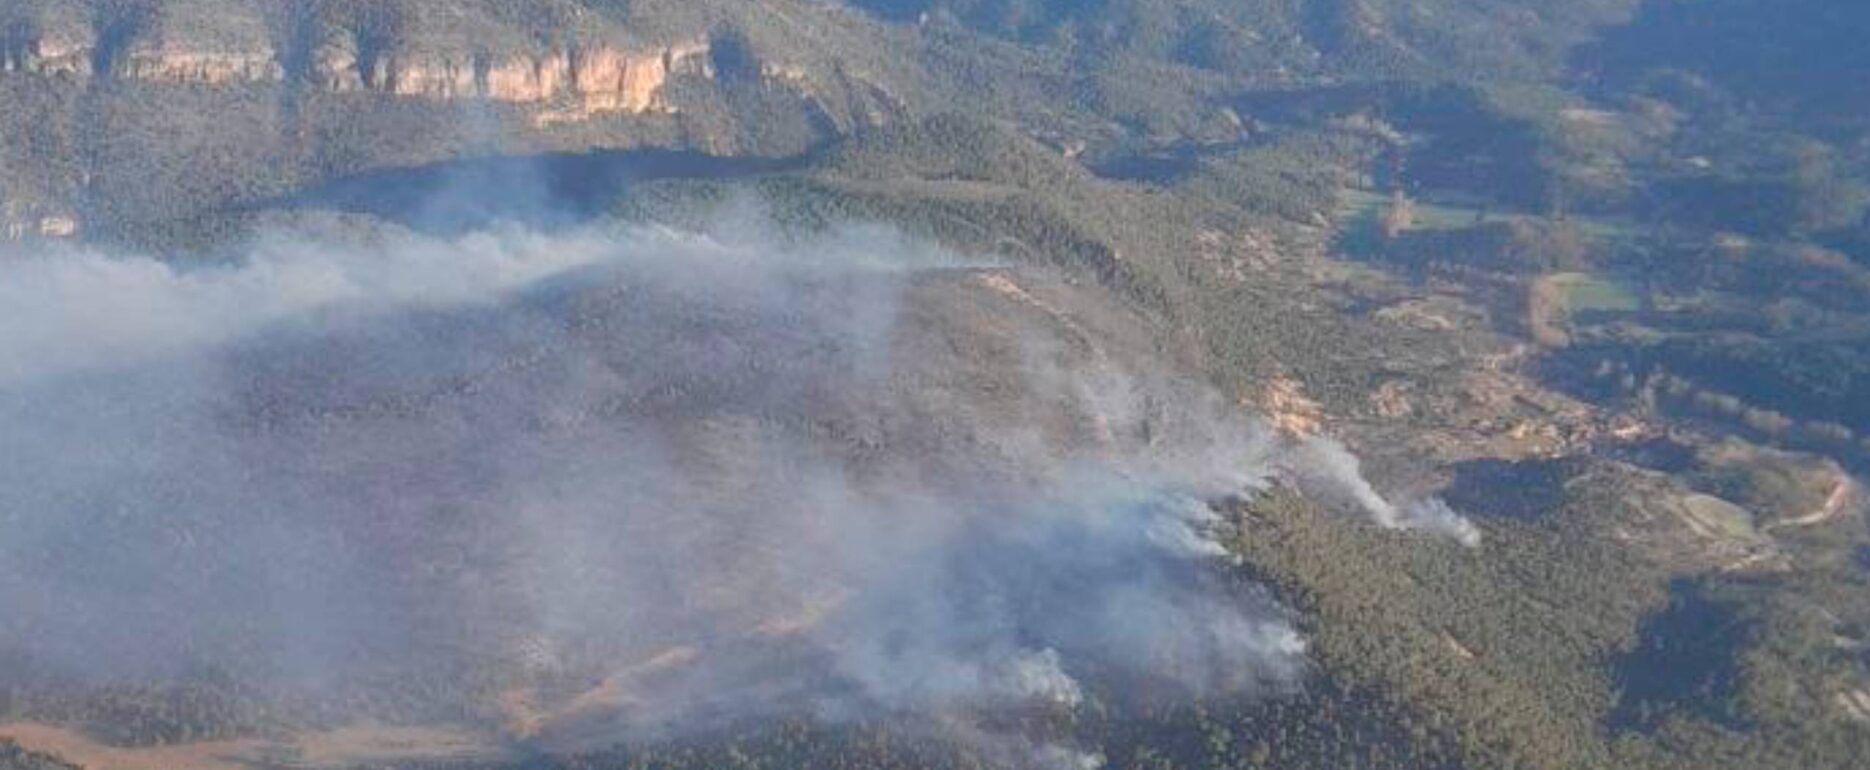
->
2, 3, 718, 124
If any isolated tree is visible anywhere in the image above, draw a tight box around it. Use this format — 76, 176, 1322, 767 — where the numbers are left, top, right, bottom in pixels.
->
332, 0, 411, 89
709, 25, 759, 81
1380, 189, 1415, 239
88, 0, 159, 77
1, 2, 41, 72
1509, 217, 1592, 271
264, 0, 324, 86
1787, 140, 1864, 234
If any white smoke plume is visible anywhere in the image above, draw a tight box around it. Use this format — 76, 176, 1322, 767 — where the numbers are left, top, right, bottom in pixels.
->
1286, 436, 1483, 547
0, 211, 1462, 763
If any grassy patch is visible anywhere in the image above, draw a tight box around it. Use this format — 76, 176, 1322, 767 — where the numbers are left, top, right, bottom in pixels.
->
1547, 272, 1642, 315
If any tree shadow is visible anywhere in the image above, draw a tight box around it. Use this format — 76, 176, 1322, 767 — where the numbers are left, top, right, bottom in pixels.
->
1441, 457, 1576, 520
1607, 579, 1751, 733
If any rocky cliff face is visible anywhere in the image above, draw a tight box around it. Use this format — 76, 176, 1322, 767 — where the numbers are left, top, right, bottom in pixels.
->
5, 26, 711, 124
0, 2, 940, 244
338, 41, 714, 125
121, 47, 282, 82
0, 1, 894, 243
0, 208, 79, 240
0, 26, 717, 241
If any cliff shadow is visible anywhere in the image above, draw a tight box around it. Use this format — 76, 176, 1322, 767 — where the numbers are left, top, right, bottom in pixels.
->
281, 148, 807, 235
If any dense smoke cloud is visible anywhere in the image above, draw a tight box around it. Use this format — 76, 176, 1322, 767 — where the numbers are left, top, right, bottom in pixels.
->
0, 212, 1473, 761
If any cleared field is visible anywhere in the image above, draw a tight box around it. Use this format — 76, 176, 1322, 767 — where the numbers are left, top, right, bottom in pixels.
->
1338, 189, 1640, 241
1546, 272, 1642, 314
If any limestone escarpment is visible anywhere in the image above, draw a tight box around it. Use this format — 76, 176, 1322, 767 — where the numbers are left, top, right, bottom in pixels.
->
123, 46, 282, 81
333, 41, 714, 125
338, 40, 707, 106
0, 208, 79, 240
0, 1, 727, 125
0, 2, 921, 243
5, 27, 711, 125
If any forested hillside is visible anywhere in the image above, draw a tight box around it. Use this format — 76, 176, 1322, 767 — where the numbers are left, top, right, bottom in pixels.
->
2, 3, 1868, 770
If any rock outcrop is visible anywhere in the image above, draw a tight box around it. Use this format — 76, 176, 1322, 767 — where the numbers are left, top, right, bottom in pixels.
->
0, 200, 79, 241
123, 46, 282, 82
0, 2, 902, 240
3, 27, 712, 125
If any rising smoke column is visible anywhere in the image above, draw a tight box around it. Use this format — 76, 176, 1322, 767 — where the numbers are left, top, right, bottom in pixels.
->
0, 213, 1473, 762
1284, 436, 1483, 547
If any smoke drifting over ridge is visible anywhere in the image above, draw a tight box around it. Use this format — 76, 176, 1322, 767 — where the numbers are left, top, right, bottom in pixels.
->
0, 211, 1473, 759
